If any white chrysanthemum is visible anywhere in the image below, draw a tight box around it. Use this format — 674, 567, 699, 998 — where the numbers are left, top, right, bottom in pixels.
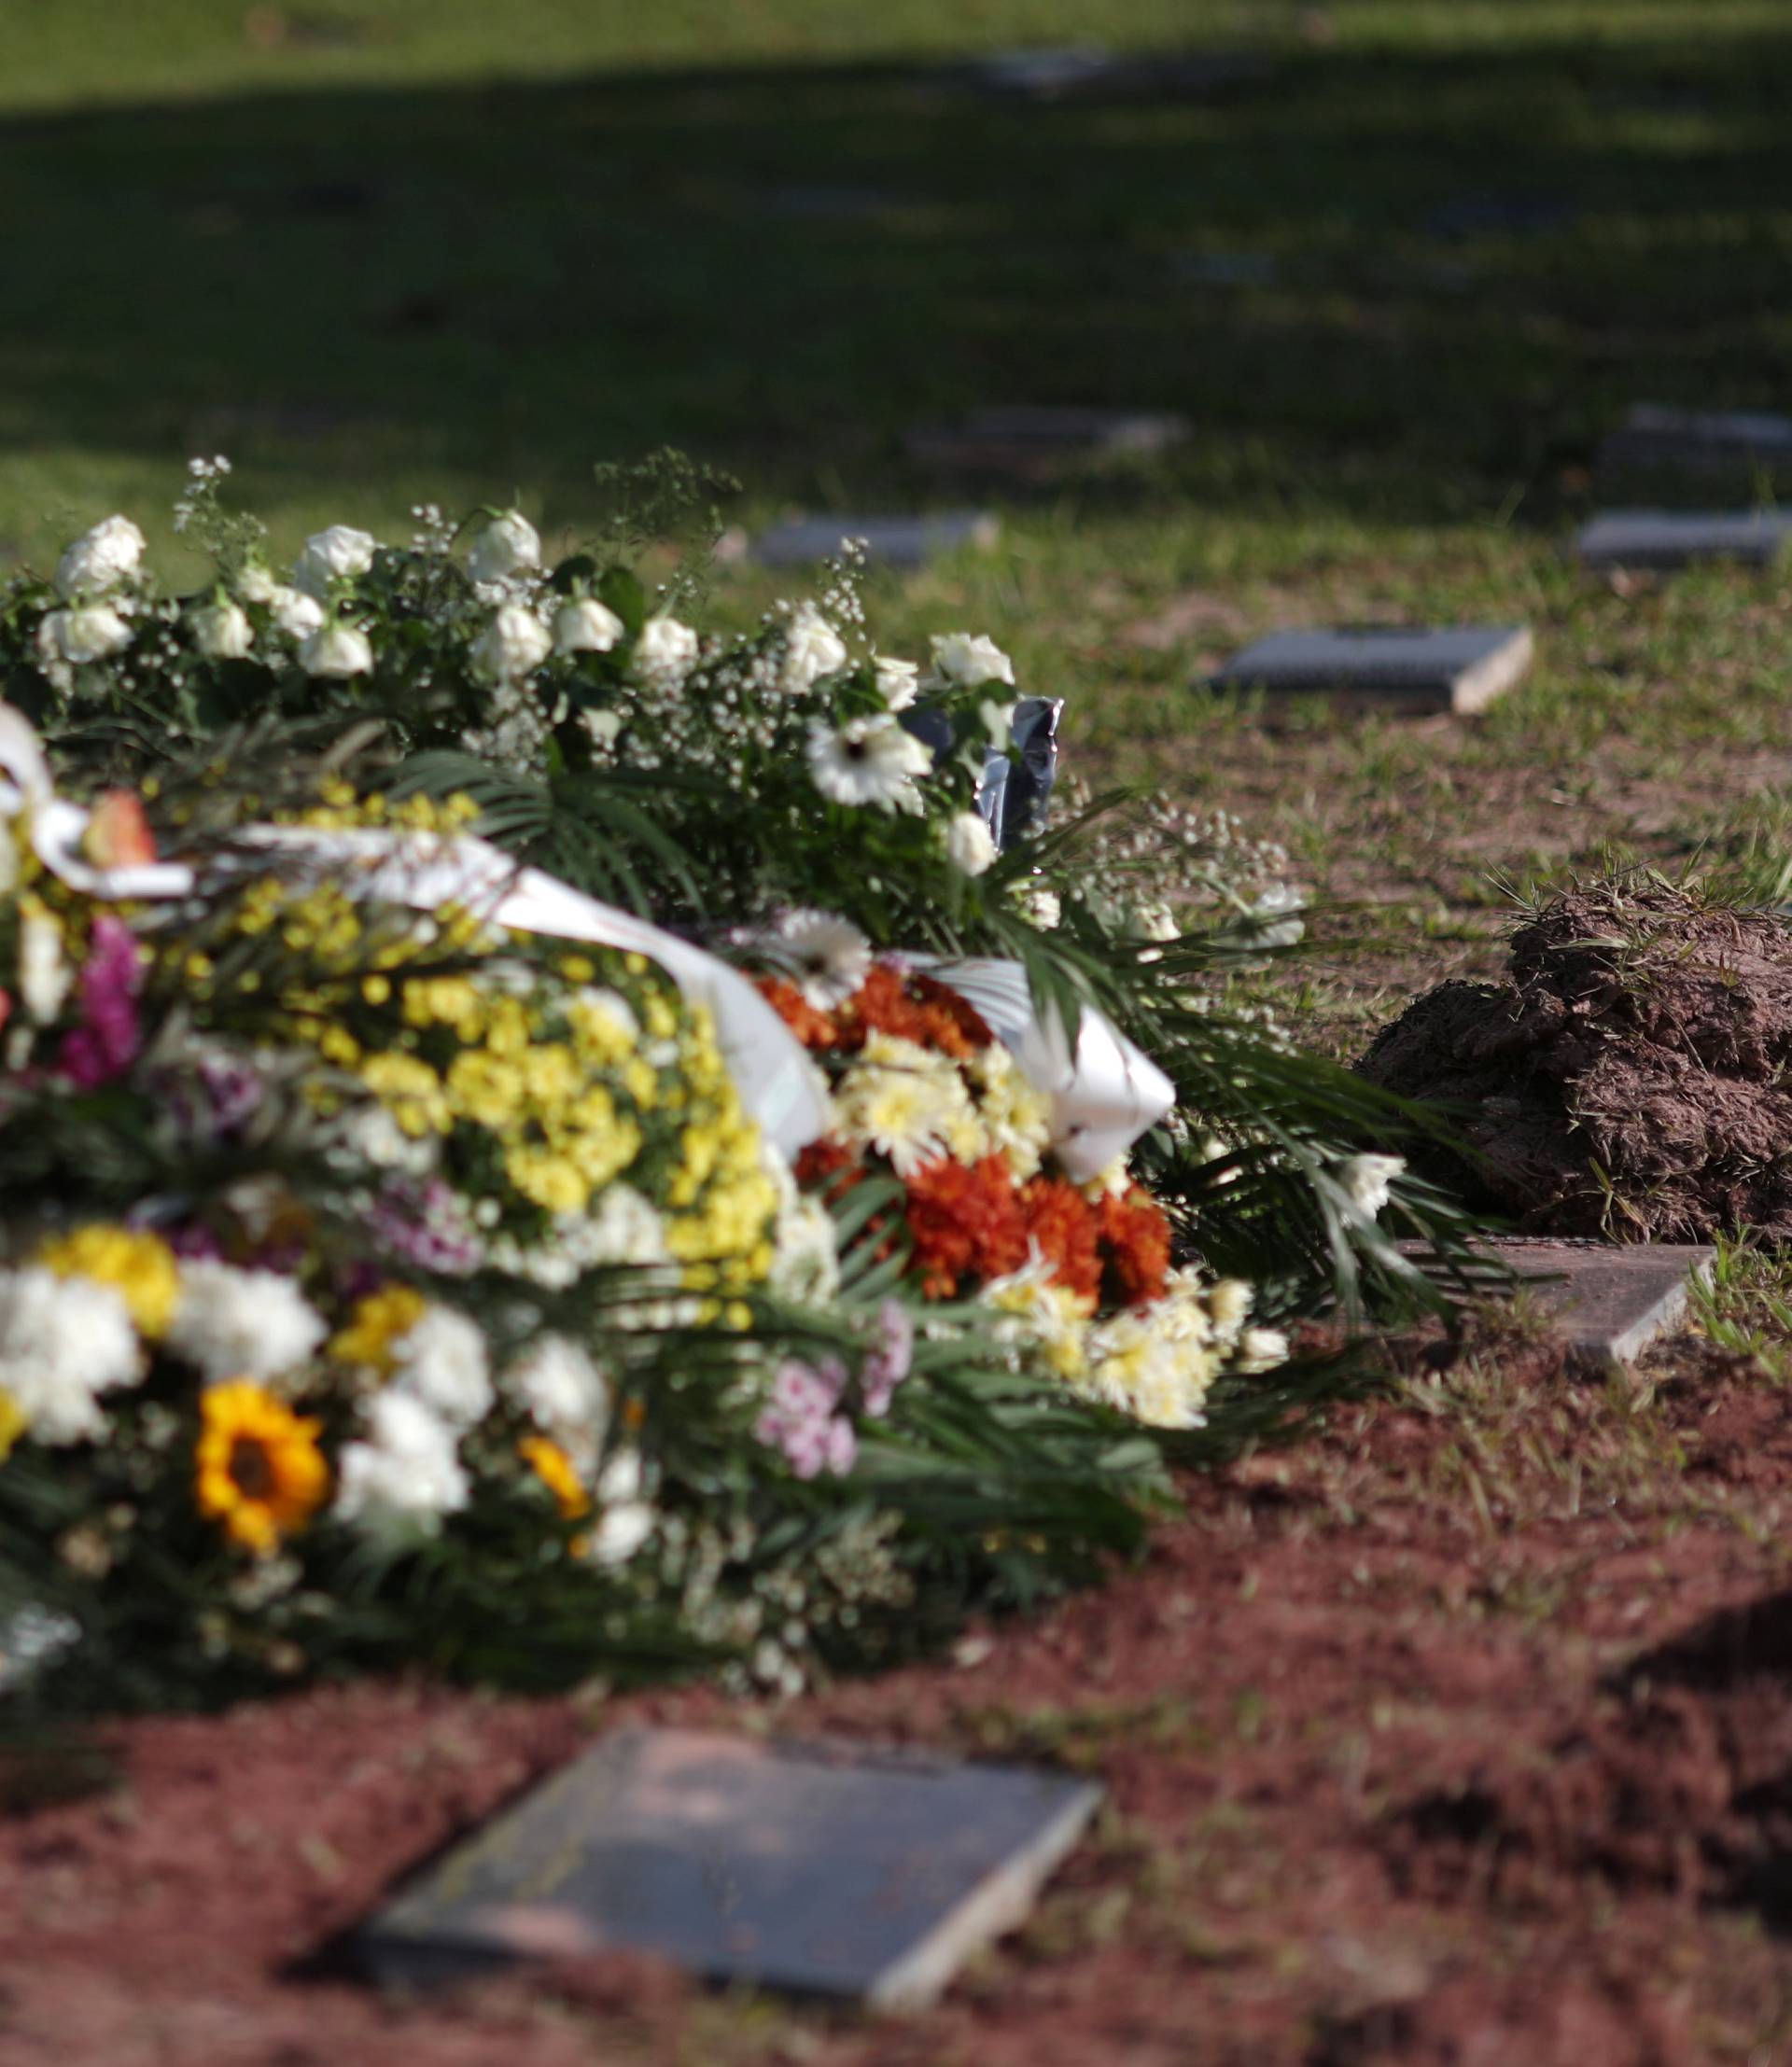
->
39, 604, 133, 665
270, 585, 326, 639
771, 1192, 841, 1306
583, 1448, 655, 1568
780, 604, 849, 693
166, 1260, 328, 1385
633, 615, 698, 683
1337, 1153, 1405, 1219
874, 655, 920, 710
292, 524, 376, 599
509, 1334, 609, 1444
472, 603, 553, 681
334, 1390, 469, 1535
834, 1031, 977, 1178
0, 1267, 140, 1446
1234, 1325, 1289, 1375
1207, 1277, 1254, 1343
55, 515, 145, 598
299, 621, 374, 678
930, 631, 1014, 689
18, 908, 71, 1023
945, 810, 998, 877
336, 1102, 440, 1176
389, 1306, 492, 1428
1015, 879, 1061, 930
969, 1044, 1054, 1180
190, 596, 254, 660
553, 596, 623, 656
981, 1255, 1095, 1383
774, 908, 871, 1010
805, 714, 931, 812
1085, 1303, 1217, 1431
467, 510, 540, 585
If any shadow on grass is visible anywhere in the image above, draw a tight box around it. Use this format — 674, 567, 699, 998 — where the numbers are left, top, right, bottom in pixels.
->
5, 23, 1792, 531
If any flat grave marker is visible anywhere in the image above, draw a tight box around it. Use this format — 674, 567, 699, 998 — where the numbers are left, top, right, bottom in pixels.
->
1598, 405, 1792, 479
961, 45, 1267, 103
1407, 1237, 1715, 1368
746, 510, 1000, 570
1576, 510, 1792, 570
355, 1726, 1102, 2010
1207, 624, 1534, 716
906, 406, 1187, 477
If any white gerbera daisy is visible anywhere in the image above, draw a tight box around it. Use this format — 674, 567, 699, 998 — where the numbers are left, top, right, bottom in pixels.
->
771, 908, 872, 1009
805, 714, 931, 812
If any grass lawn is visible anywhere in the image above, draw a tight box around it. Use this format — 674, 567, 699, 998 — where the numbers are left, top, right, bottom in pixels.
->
12, 7, 1792, 2059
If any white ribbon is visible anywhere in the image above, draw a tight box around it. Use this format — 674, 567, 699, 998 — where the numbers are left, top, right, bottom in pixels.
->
0, 708, 1173, 1174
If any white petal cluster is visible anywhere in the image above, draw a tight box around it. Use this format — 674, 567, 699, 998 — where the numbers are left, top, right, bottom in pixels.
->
300, 621, 374, 678
293, 524, 376, 599
834, 1030, 979, 1178
553, 596, 623, 656
190, 596, 254, 661
55, 516, 145, 598
874, 655, 919, 709
0, 1268, 140, 1445
945, 809, 998, 876
509, 1334, 609, 1448
930, 631, 1014, 690
805, 713, 931, 812
583, 1448, 655, 1568
388, 1306, 493, 1427
19, 908, 71, 1022
774, 908, 871, 1009
1337, 1153, 1406, 1219
38, 604, 133, 667
472, 603, 553, 682
780, 605, 849, 694
632, 615, 698, 684
334, 1390, 469, 1535
271, 585, 326, 639
467, 510, 540, 585
165, 1261, 328, 1386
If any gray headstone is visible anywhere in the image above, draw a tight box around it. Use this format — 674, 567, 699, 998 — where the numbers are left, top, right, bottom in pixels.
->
1576, 509, 1792, 569
962, 45, 1267, 102
1208, 624, 1533, 716
355, 1727, 1102, 2010
1599, 405, 1792, 479
906, 407, 1187, 475
749, 510, 1000, 570
1410, 1237, 1714, 1368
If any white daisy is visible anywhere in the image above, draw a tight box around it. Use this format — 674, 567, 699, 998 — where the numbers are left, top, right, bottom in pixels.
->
805, 714, 931, 812
771, 908, 872, 1009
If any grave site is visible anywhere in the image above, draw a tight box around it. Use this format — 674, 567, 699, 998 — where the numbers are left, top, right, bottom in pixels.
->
9, 4, 1792, 2063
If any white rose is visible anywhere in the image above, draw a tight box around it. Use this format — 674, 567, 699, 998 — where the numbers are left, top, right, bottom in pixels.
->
780, 604, 849, 693
931, 631, 1014, 689
299, 621, 374, 678
874, 655, 920, 710
55, 515, 145, 598
473, 603, 553, 681
234, 563, 279, 604
42, 604, 133, 665
945, 809, 998, 876
1338, 1153, 1406, 1219
270, 585, 326, 639
979, 695, 1018, 742
468, 510, 540, 585
632, 615, 698, 681
292, 524, 376, 599
553, 596, 623, 656
190, 596, 253, 661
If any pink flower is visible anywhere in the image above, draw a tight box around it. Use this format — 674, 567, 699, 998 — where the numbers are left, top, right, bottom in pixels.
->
58, 916, 144, 1088
756, 1356, 858, 1479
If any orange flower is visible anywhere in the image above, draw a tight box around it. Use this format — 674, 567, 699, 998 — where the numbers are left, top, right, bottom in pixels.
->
757, 977, 839, 1050
1096, 1185, 1173, 1307
1019, 1176, 1102, 1303
903, 1153, 1028, 1298
195, 1382, 329, 1555
519, 1434, 590, 1520
82, 790, 159, 869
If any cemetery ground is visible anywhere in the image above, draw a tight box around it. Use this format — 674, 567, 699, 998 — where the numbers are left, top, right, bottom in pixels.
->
13, 1, 1792, 2061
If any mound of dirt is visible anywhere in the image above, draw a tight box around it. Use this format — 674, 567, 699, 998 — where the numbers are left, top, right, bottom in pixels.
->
1357, 881, 1792, 1238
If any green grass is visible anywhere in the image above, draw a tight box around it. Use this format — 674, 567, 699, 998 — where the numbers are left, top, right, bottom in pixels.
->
8, 0, 1792, 1014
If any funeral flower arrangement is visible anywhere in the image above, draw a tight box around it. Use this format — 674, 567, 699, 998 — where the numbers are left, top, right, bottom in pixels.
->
0, 477, 1470, 1711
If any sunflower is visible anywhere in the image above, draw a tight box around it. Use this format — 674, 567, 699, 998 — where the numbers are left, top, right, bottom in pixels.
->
196, 1382, 329, 1554
518, 1433, 590, 1521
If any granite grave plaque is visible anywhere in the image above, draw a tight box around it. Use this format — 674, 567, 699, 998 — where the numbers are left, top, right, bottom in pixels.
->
749, 510, 1000, 570
962, 45, 1266, 103
1404, 1236, 1714, 1367
1598, 405, 1792, 480
905, 406, 1187, 476
1576, 510, 1792, 570
1208, 625, 1533, 715
356, 1727, 1103, 2010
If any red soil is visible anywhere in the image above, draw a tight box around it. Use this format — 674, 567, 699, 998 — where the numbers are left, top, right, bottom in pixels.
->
7, 1334, 1792, 2066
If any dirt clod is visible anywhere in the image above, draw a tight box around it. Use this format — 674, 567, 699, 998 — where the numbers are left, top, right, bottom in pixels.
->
1357, 880, 1792, 1237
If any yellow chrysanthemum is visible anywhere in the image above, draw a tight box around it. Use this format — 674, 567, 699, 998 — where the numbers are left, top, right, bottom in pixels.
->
330, 1283, 427, 1374
518, 1434, 590, 1521
38, 1224, 180, 1339
195, 1381, 329, 1555
0, 1388, 26, 1462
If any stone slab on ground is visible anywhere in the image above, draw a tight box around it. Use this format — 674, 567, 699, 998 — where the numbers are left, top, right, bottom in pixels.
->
1598, 404, 1792, 478
1207, 624, 1533, 715
960, 45, 1268, 103
905, 406, 1188, 476
1576, 510, 1792, 570
1407, 1236, 1714, 1366
355, 1726, 1102, 2010
747, 510, 1000, 569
